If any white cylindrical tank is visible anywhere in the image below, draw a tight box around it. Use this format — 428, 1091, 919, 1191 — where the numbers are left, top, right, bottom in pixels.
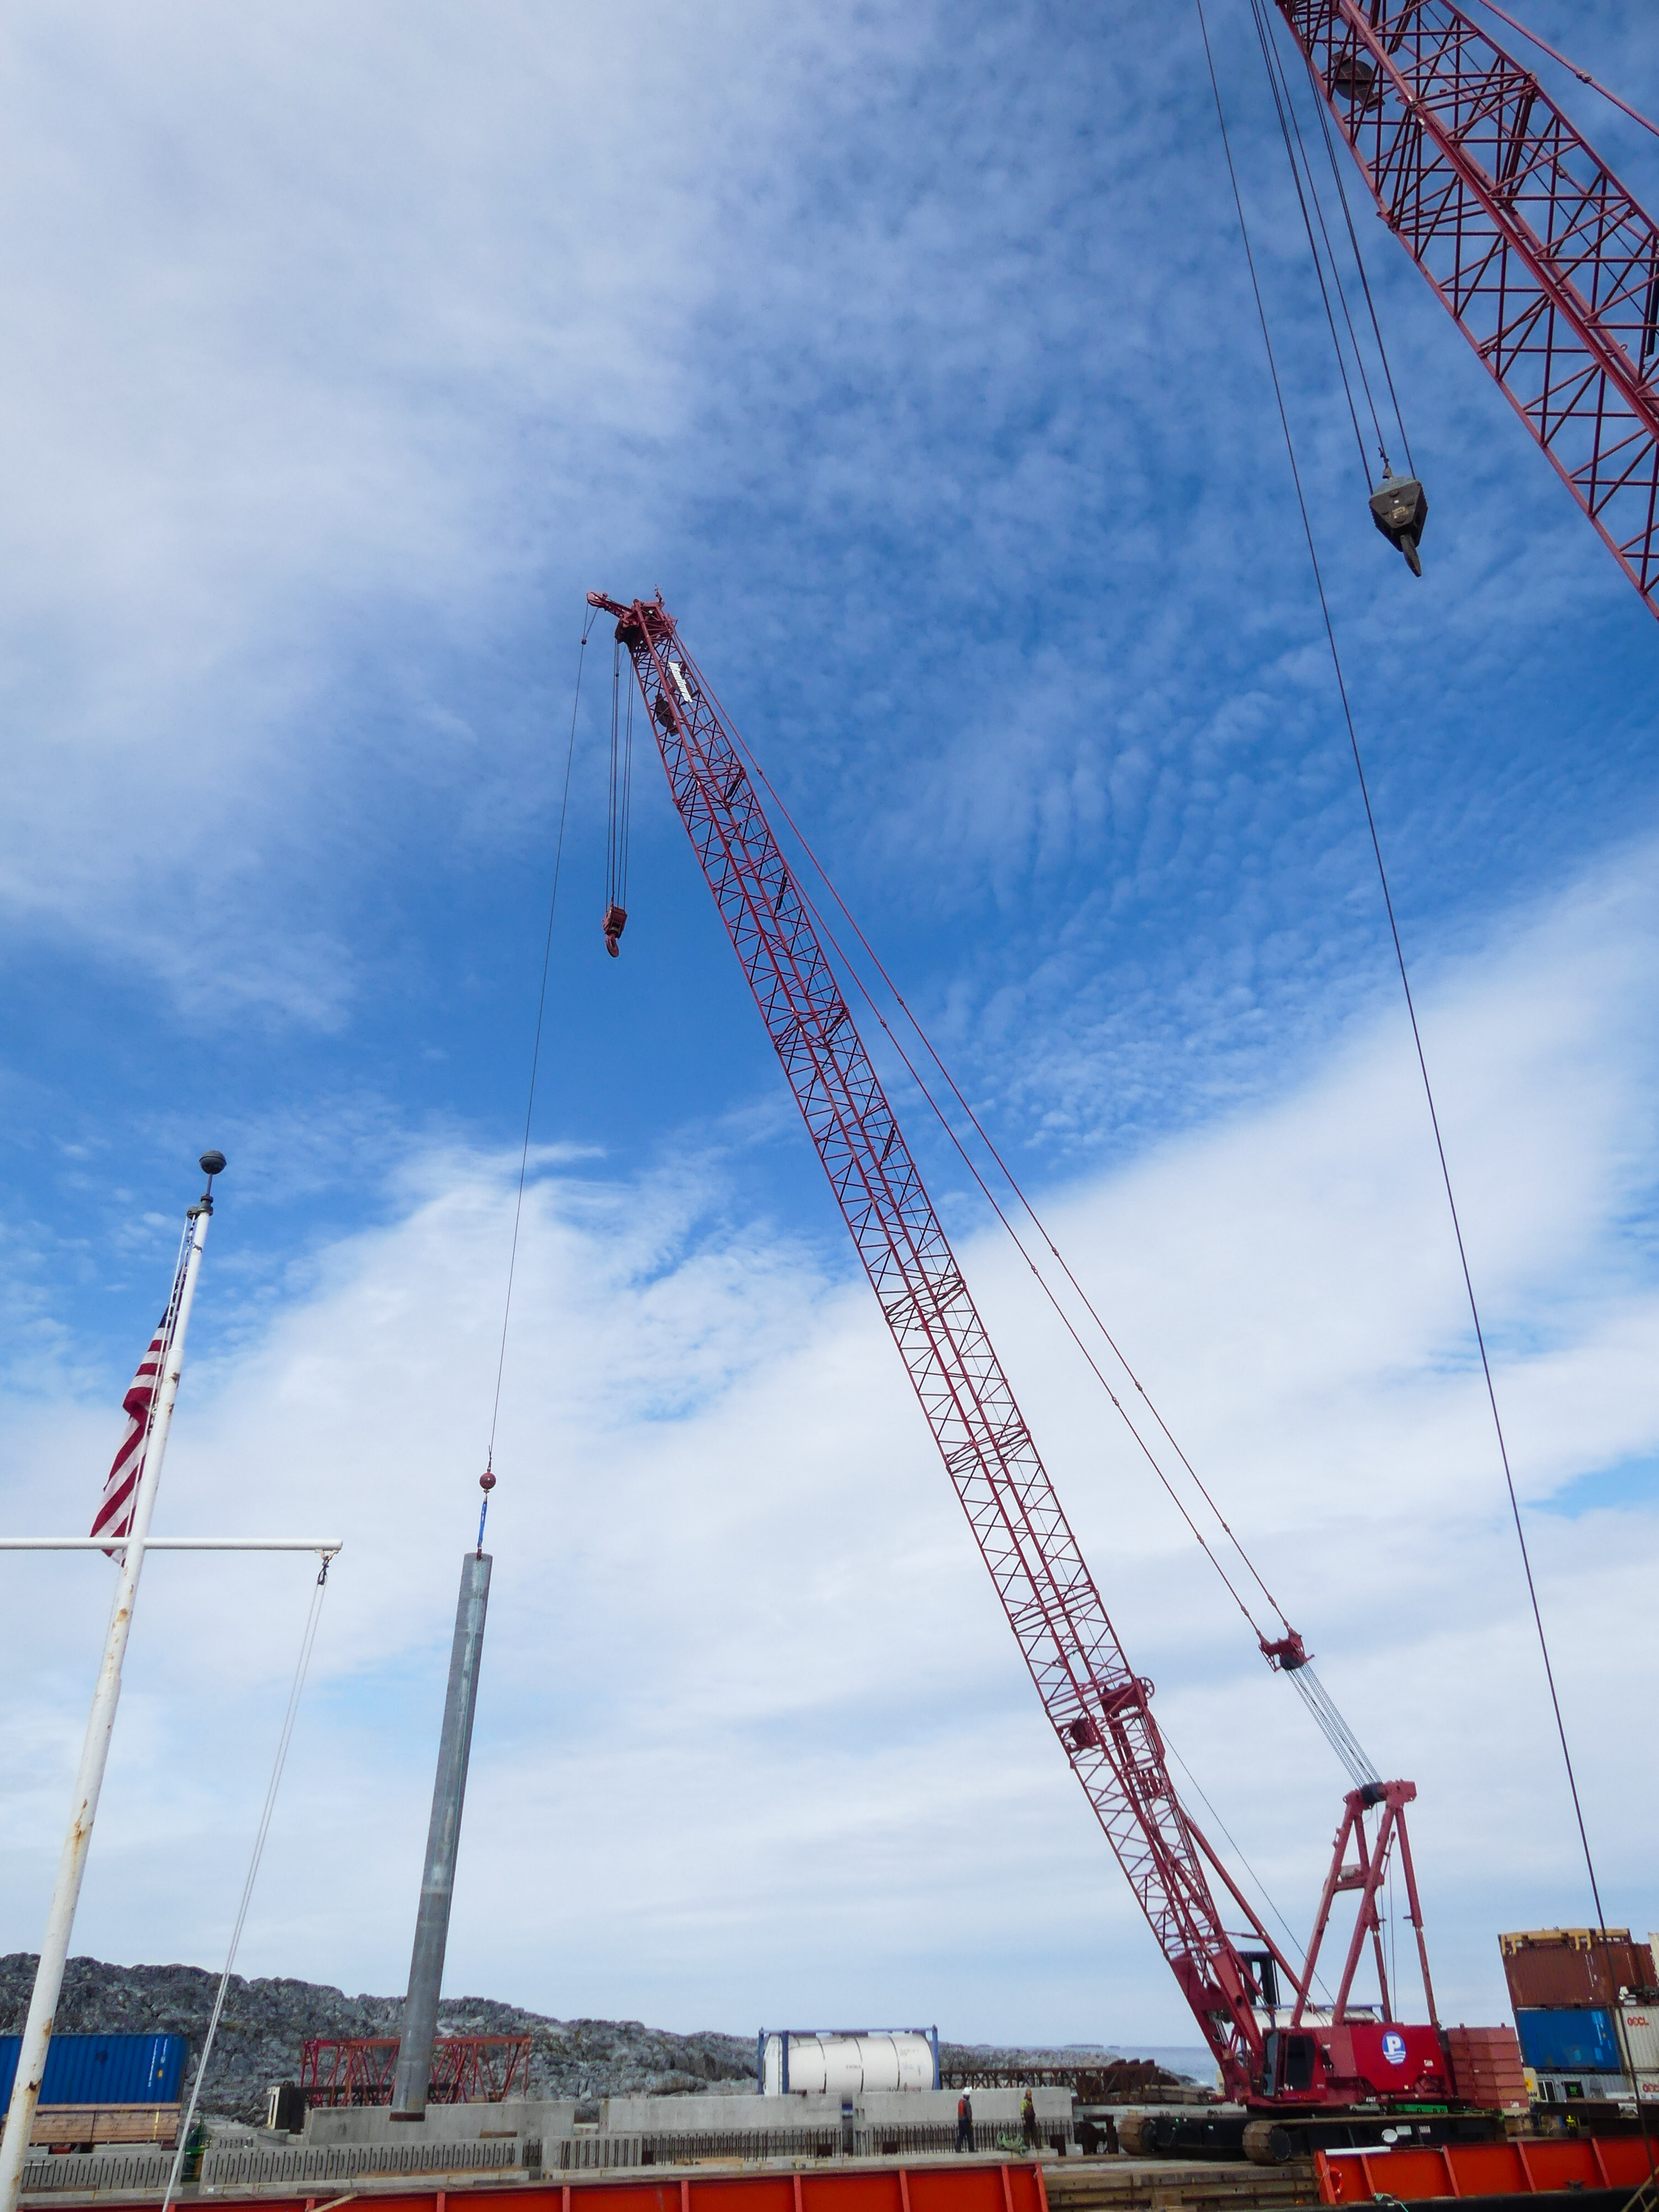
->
761, 2032, 936, 2097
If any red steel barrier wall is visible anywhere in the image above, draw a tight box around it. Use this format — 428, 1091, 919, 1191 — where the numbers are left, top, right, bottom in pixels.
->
1317, 2136, 1655, 2204
22, 2159, 1050, 2212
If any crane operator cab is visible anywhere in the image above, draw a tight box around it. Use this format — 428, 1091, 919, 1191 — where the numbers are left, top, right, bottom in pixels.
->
1370, 469, 1429, 576
1259, 2030, 1320, 2097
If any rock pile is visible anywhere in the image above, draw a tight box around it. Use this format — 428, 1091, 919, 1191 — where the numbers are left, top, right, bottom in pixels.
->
0, 1956, 755, 2125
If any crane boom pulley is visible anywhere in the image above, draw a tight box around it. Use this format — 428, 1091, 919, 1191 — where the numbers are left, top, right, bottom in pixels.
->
588, 589, 1448, 2117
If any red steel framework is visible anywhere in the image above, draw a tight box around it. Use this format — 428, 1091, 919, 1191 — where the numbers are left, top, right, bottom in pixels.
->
588, 592, 1456, 2117
1272, 0, 1659, 617
298, 2035, 531, 2107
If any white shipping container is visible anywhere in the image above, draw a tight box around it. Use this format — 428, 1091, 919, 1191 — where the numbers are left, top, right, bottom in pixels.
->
1535, 2070, 1659, 2106
1534, 2072, 1633, 2106
761, 2033, 936, 2097
1619, 2007, 1659, 2072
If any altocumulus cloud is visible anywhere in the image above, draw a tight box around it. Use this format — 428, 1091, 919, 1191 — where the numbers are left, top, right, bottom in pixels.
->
1, 839, 1654, 2044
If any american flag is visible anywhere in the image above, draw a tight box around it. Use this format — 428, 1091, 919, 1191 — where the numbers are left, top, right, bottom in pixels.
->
90, 1315, 171, 1550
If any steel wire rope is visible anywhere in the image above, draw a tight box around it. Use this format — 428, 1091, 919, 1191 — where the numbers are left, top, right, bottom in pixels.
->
774, 849, 1275, 1646
661, 670, 1384, 1976
1243, 0, 1384, 479
1163, 1733, 1335, 2009
619, 676, 635, 909
1296, 27, 1416, 476
1460, 0, 1659, 143
682, 649, 1298, 1646
1194, 0, 1621, 1973
160, 1557, 331, 2212
1386, 1853, 1399, 2023
606, 639, 637, 916
1249, 0, 1416, 476
479, 607, 595, 1549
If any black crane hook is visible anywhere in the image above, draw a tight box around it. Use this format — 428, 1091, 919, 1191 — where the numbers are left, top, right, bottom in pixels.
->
1370, 468, 1428, 577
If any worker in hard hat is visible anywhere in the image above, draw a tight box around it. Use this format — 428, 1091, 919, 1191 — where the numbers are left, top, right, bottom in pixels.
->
1021, 2089, 1038, 2148
955, 2091, 974, 2153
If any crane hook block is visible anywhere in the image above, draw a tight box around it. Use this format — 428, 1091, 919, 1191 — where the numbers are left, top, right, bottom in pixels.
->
603, 902, 628, 958
1370, 470, 1428, 577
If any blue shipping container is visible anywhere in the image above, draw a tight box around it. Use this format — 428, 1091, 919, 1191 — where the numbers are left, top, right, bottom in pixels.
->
0, 2033, 187, 2108
1515, 2008, 1623, 2074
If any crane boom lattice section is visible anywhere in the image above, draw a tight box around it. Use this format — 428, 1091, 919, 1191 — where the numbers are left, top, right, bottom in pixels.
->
588, 593, 1255, 2089
1276, 0, 1659, 615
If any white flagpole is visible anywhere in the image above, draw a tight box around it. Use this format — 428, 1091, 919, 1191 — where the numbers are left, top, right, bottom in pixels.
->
0, 1156, 221, 2212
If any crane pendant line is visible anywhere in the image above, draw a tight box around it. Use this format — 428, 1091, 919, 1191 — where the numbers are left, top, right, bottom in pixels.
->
1273, 0, 1659, 618
589, 592, 1272, 2091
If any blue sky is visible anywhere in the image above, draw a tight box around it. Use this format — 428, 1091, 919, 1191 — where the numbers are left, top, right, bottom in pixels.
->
1, 0, 1657, 2051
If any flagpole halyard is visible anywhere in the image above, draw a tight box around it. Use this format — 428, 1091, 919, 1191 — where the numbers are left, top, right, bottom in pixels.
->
0, 1155, 222, 2212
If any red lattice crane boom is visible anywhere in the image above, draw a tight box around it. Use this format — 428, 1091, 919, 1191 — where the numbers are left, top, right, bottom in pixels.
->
588, 591, 1469, 2132
1274, 0, 1659, 618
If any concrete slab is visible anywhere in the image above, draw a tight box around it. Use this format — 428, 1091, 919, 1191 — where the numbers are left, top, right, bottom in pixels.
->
598, 2089, 1070, 2133
304, 2099, 577, 2146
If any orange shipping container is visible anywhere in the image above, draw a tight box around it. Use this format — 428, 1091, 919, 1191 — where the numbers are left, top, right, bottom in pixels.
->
1500, 1929, 1656, 2011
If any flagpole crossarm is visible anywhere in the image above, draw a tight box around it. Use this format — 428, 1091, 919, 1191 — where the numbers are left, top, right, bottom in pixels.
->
0, 1538, 345, 1553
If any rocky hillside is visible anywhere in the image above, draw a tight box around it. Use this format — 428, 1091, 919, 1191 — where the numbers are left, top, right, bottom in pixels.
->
0, 1957, 1193, 2129
0, 1956, 756, 2125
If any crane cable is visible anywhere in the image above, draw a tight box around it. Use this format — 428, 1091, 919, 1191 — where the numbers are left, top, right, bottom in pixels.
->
1194, 0, 1616, 1948
1297, 25, 1417, 478
1462, 0, 1659, 143
786, 850, 1274, 1643
478, 606, 594, 1549
697, 672, 1387, 1784
1247, 0, 1415, 481
687, 655, 1297, 1648
606, 636, 636, 927
1245, 0, 1383, 481
1163, 1730, 1335, 2006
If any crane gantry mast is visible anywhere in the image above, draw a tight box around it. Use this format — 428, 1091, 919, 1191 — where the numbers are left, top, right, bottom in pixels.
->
1273, 0, 1659, 618
588, 591, 1457, 2130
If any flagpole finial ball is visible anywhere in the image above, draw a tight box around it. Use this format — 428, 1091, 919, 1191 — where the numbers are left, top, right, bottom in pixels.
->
199, 1150, 227, 1178
479, 1469, 497, 1492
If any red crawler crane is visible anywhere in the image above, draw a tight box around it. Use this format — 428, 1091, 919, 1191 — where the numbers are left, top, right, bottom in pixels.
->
588, 592, 1513, 2154
1272, 0, 1659, 618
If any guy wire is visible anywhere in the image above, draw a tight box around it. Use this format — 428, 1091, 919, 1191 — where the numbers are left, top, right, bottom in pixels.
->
161, 1559, 330, 2212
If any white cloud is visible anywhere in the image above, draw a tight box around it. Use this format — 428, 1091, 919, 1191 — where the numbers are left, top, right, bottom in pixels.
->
2, 839, 1656, 2048
0, 0, 881, 1006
